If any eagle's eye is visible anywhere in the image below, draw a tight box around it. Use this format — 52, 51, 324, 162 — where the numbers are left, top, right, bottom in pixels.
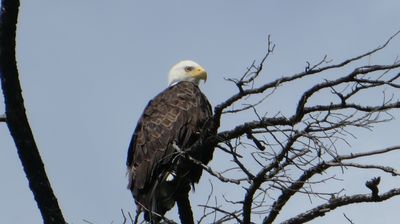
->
184, 66, 194, 72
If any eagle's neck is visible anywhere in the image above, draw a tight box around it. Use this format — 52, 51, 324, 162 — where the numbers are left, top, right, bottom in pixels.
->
169, 81, 180, 86
169, 79, 199, 87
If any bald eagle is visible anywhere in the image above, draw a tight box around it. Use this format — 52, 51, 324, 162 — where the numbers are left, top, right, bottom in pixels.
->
127, 60, 214, 222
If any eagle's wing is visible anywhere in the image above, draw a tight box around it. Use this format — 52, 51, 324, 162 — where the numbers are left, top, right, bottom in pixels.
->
126, 81, 212, 217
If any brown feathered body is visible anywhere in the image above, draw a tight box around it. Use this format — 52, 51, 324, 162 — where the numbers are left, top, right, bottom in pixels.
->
127, 81, 213, 221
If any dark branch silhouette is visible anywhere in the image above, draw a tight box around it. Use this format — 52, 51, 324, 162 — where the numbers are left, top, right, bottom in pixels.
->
0, 0, 66, 223
281, 187, 400, 224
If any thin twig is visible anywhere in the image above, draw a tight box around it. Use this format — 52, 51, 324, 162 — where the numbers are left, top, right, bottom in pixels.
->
327, 162, 400, 176
83, 219, 95, 224
343, 213, 355, 224
121, 209, 127, 224
172, 143, 242, 184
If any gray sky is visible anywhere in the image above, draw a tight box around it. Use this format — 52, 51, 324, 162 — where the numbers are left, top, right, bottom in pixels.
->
1, 1, 400, 223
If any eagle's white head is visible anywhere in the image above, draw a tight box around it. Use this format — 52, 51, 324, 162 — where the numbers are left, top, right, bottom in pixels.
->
168, 60, 207, 86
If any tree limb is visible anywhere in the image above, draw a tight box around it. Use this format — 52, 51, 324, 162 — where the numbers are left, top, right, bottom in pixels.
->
173, 143, 243, 184
280, 187, 400, 224
0, 0, 66, 223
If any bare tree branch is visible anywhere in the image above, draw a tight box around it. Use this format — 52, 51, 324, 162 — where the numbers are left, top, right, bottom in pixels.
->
213, 31, 400, 130
262, 145, 400, 224
0, 0, 66, 223
343, 213, 355, 224
173, 143, 243, 184
328, 162, 400, 176
280, 187, 400, 224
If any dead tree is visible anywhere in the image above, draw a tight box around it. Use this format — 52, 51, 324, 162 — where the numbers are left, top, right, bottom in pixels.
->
134, 32, 400, 223
131, 32, 400, 224
197, 33, 400, 224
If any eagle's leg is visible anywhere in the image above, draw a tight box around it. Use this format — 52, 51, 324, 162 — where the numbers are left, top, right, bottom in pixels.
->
176, 190, 194, 224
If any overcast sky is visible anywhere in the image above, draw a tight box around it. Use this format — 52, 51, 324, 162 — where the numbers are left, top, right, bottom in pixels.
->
1, 1, 400, 223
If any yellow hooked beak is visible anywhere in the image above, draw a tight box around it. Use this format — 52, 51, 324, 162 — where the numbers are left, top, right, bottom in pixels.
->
190, 67, 207, 82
